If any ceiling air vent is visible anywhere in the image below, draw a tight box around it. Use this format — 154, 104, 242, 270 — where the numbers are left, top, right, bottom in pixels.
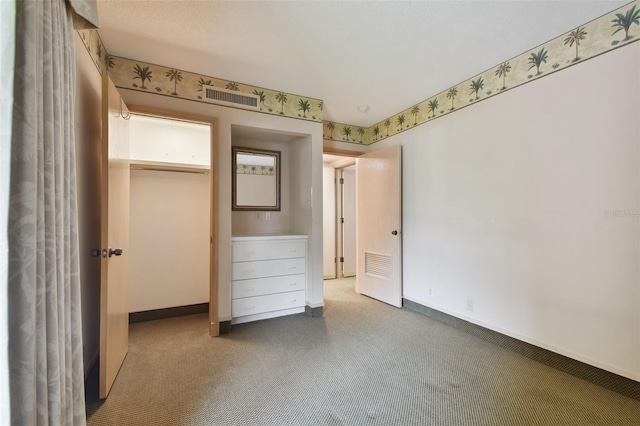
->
203, 85, 260, 110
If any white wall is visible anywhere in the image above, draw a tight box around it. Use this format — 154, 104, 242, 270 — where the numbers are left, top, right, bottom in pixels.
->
119, 90, 325, 319
74, 33, 103, 377
289, 136, 314, 236
0, 1, 14, 419
373, 44, 640, 380
129, 170, 210, 312
289, 135, 322, 307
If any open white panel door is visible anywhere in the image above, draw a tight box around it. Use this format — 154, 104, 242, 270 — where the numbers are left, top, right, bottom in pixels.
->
356, 145, 402, 307
342, 167, 357, 277
99, 76, 130, 398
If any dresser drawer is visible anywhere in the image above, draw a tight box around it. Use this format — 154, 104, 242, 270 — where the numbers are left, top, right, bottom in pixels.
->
232, 258, 306, 281
232, 274, 306, 299
233, 240, 306, 262
232, 290, 305, 317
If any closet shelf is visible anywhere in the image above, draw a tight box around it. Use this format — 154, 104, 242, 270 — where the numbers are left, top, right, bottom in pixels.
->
129, 160, 210, 174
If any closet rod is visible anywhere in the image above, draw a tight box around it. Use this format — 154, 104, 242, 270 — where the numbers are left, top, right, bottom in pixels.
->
130, 163, 210, 175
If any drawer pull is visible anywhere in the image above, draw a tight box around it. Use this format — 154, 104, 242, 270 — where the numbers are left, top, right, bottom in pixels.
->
246, 305, 256, 309
245, 251, 255, 255
289, 299, 297, 303
247, 287, 256, 291
288, 266, 297, 270
288, 249, 297, 253
289, 282, 297, 286
244, 269, 256, 273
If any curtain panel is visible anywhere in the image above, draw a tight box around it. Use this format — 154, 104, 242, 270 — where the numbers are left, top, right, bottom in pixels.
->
8, 0, 95, 424
1, 1, 16, 424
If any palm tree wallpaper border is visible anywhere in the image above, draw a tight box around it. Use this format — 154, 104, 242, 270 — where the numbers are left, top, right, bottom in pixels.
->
361, 0, 639, 145
110, 56, 323, 122
77, 29, 111, 76
76, 31, 323, 124
78, 1, 639, 144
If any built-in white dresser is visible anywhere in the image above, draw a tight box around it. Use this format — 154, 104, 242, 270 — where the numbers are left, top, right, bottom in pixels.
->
231, 234, 307, 324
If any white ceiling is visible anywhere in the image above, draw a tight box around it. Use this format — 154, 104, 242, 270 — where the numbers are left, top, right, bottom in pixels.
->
97, 0, 626, 127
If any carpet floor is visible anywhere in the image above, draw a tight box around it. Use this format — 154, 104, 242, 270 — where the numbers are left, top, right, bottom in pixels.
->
86, 278, 640, 425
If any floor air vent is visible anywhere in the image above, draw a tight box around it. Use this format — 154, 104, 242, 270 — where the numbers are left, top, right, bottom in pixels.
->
203, 85, 260, 110
364, 252, 392, 280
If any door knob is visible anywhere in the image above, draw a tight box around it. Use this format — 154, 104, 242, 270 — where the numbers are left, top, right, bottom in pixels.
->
391, 230, 398, 235
109, 248, 123, 257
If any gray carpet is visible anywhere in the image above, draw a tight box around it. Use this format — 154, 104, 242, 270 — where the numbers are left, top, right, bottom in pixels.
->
86, 278, 640, 425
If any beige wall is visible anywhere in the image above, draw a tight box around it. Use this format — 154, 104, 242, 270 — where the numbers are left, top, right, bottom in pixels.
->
341, 167, 356, 277
129, 170, 210, 312
129, 115, 210, 166
74, 33, 103, 377
236, 174, 277, 206
372, 43, 640, 380
231, 137, 291, 235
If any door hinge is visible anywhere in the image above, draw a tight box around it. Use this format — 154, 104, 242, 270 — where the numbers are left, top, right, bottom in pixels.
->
340, 217, 344, 223
339, 178, 344, 184
340, 257, 344, 263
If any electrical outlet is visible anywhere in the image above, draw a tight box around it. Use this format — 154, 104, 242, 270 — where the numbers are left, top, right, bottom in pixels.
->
255, 212, 261, 219
428, 288, 433, 297
466, 298, 474, 312
265, 212, 271, 220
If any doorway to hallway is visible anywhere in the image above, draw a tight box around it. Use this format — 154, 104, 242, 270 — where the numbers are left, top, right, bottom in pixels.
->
322, 154, 357, 280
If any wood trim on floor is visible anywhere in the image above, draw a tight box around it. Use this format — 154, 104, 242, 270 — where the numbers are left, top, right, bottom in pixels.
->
129, 303, 209, 324
305, 305, 323, 318
219, 321, 232, 334
403, 298, 640, 401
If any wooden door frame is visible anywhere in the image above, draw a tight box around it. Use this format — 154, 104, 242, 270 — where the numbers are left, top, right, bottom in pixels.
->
335, 168, 343, 278
323, 147, 361, 279
336, 165, 357, 278
323, 146, 363, 158
127, 104, 220, 337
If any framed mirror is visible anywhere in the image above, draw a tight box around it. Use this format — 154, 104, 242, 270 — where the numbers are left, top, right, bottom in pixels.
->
232, 146, 281, 211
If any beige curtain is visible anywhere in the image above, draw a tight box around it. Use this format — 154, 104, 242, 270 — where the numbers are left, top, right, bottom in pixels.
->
8, 0, 97, 424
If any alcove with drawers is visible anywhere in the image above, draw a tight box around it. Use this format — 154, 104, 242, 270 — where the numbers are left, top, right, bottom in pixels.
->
230, 125, 314, 325
231, 234, 307, 324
